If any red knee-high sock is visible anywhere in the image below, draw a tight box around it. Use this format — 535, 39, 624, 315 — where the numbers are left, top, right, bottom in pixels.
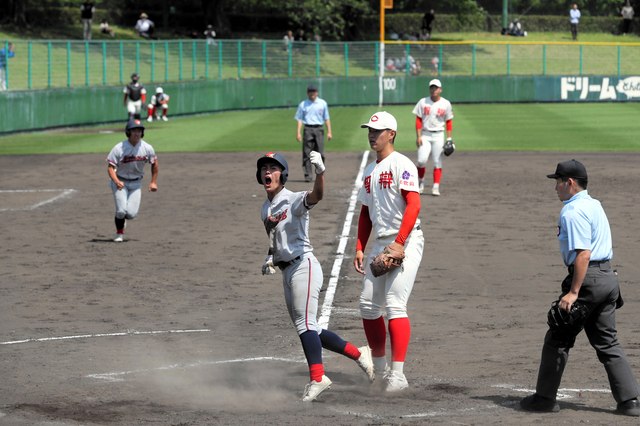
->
417, 167, 426, 179
163, 108, 167, 116
309, 364, 324, 382
363, 316, 386, 358
388, 317, 411, 362
433, 168, 442, 184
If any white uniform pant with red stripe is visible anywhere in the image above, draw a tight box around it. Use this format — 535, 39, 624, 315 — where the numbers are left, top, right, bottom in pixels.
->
282, 252, 323, 335
110, 178, 142, 220
417, 130, 445, 169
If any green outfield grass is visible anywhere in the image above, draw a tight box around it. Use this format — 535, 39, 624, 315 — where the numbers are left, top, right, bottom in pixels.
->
1, 102, 639, 155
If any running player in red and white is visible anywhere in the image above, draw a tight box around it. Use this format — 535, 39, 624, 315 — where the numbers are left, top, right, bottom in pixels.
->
355, 111, 424, 392
412, 78, 454, 196
147, 87, 170, 122
257, 151, 374, 402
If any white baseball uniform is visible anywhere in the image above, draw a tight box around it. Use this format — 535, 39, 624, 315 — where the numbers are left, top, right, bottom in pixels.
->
357, 151, 424, 320
412, 96, 453, 169
106, 139, 156, 220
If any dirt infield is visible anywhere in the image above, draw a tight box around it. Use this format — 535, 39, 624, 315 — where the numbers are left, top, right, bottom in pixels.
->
2, 150, 640, 426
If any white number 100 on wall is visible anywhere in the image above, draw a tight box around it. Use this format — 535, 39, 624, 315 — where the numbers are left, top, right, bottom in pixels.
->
383, 78, 396, 91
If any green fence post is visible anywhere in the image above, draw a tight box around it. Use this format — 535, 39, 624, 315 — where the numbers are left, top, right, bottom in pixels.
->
179, 41, 183, 81
288, 44, 292, 77
206, 42, 210, 79
579, 44, 583, 75
102, 42, 107, 85
165, 42, 169, 81
405, 44, 410, 76
346, 43, 350, 77
67, 42, 71, 87
119, 42, 123, 84
315, 43, 319, 77
472, 43, 476, 75
28, 42, 32, 89
151, 42, 155, 82
48, 42, 52, 88
136, 42, 140, 74
543, 44, 546, 75
218, 40, 222, 78
438, 44, 442, 76
238, 41, 242, 78
85, 42, 90, 86
263, 41, 266, 77
507, 44, 510, 75
192, 40, 196, 80
618, 44, 621, 75
375, 42, 379, 77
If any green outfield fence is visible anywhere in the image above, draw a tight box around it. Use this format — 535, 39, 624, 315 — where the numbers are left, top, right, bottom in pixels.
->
2, 39, 640, 90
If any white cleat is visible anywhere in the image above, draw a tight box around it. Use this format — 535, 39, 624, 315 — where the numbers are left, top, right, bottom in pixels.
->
161, 116, 168, 122
418, 178, 425, 194
432, 185, 440, 196
302, 375, 332, 402
113, 233, 124, 242
356, 346, 375, 383
146, 116, 153, 122
384, 370, 409, 392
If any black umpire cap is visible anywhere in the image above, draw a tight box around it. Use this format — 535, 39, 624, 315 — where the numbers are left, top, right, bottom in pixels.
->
547, 159, 588, 181
307, 84, 318, 92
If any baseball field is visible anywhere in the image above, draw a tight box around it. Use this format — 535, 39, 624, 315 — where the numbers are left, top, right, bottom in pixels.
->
2, 104, 640, 425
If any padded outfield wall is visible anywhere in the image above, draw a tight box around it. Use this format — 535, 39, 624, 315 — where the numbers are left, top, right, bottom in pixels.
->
1, 75, 639, 134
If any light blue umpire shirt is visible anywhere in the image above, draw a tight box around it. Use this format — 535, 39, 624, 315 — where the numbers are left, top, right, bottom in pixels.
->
294, 98, 330, 126
558, 190, 613, 266
570, 8, 581, 24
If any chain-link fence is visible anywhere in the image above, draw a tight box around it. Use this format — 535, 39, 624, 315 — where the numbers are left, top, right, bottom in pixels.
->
1, 40, 639, 91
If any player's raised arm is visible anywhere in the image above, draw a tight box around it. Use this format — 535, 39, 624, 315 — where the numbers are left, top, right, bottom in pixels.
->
305, 151, 325, 205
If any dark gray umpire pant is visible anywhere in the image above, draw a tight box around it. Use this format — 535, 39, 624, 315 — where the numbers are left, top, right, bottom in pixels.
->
536, 261, 640, 403
302, 124, 325, 180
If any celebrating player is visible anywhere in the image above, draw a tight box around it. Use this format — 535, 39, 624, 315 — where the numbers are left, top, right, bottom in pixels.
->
147, 87, 170, 122
412, 78, 454, 196
257, 151, 374, 402
354, 111, 424, 392
123, 73, 146, 121
106, 119, 158, 242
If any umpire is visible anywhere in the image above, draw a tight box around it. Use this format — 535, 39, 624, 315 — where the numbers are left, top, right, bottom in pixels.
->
295, 84, 332, 182
521, 159, 640, 416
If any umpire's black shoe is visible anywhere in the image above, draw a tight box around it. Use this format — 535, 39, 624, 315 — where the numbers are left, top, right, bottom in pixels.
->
520, 393, 560, 413
616, 398, 640, 416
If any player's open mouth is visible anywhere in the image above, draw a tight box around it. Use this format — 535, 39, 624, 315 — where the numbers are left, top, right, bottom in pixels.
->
265, 176, 272, 185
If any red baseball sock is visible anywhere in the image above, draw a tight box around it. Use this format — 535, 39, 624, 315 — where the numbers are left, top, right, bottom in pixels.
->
418, 167, 426, 179
389, 317, 411, 362
309, 363, 324, 382
163, 109, 167, 116
363, 316, 386, 358
433, 168, 442, 184
343, 342, 361, 360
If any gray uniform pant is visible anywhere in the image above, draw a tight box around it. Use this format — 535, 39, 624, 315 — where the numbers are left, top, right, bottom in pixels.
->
535, 262, 640, 403
302, 125, 325, 180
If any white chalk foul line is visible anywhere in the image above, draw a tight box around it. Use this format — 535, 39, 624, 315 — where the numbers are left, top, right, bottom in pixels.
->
86, 356, 306, 382
318, 151, 369, 329
0, 329, 211, 346
492, 383, 611, 399
0, 189, 76, 212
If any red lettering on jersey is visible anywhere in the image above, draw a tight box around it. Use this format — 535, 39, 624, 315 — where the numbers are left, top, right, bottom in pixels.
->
122, 155, 147, 163
364, 176, 371, 194
379, 171, 393, 189
438, 108, 445, 116
264, 208, 288, 234
557, 225, 561, 237
424, 106, 431, 115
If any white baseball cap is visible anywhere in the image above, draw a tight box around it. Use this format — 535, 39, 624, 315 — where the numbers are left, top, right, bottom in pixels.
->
360, 111, 397, 131
429, 78, 442, 88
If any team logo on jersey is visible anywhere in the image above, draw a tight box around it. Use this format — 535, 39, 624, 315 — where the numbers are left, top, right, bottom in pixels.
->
423, 106, 431, 115
379, 171, 393, 189
402, 171, 410, 179
265, 152, 276, 158
123, 155, 148, 163
364, 176, 371, 193
437, 108, 445, 116
264, 209, 288, 234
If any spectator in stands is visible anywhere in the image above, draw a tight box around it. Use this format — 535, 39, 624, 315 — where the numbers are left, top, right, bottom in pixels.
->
570, 4, 581, 41
296, 29, 307, 51
407, 31, 418, 42
622, 1, 635, 36
135, 13, 157, 40
385, 57, 397, 72
422, 9, 435, 39
508, 18, 527, 36
431, 55, 439, 76
419, 27, 430, 47
80, 1, 95, 40
283, 30, 293, 52
0, 43, 15, 91
100, 20, 116, 37
204, 25, 217, 46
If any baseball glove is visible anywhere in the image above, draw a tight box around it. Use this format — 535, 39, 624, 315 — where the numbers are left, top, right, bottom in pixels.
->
370, 246, 405, 278
444, 138, 455, 156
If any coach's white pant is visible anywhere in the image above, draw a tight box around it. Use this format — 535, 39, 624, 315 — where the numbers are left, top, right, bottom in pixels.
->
127, 99, 143, 116
111, 178, 142, 220
0, 68, 7, 91
360, 228, 424, 320
417, 130, 445, 169
282, 253, 324, 336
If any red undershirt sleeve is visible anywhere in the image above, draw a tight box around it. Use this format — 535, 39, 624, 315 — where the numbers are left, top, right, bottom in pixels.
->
395, 190, 421, 246
446, 119, 452, 131
416, 116, 422, 130
356, 205, 372, 252
141, 94, 146, 103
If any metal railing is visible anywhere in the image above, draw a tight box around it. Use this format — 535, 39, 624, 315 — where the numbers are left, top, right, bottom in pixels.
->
1, 39, 640, 91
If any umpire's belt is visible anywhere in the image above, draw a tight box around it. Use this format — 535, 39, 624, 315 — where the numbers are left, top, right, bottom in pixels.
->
305, 124, 322, 128
275, 256, 301, 271
568, 260, 610, 274
117, 176, 142, 181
